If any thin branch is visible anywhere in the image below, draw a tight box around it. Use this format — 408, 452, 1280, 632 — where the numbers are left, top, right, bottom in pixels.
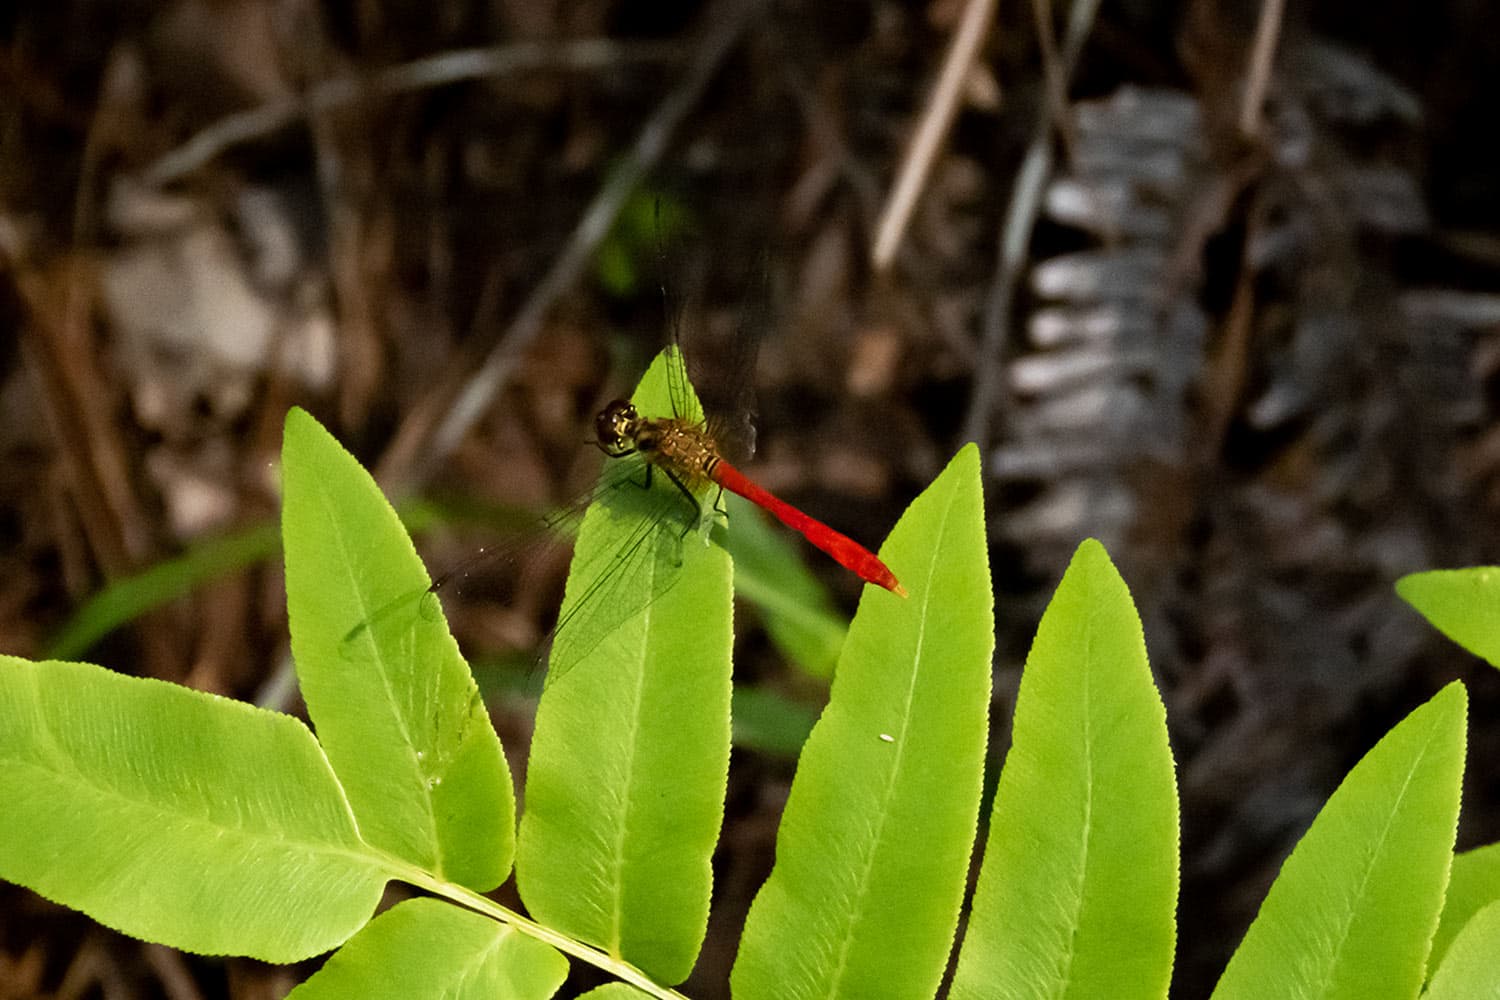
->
960, 0, 1102, 449
959, 138, 1052, 448
1031, 0, 1081, 167
870, 0, 998, 272
1239, 0, 1286, 139
140, 39, 680, 187
374, 0, 766, 497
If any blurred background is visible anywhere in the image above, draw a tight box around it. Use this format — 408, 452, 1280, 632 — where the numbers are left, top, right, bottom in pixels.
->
4, 0, 1500, 996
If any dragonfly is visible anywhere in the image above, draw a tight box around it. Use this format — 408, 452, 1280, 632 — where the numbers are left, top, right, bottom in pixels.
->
532, 342, 905, 680
353, 343, 904, 686
592, 387, 906, 597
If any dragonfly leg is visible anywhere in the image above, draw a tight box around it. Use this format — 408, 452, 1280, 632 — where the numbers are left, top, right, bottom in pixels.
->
712, 486, 728, 518
662, 467, 703, 539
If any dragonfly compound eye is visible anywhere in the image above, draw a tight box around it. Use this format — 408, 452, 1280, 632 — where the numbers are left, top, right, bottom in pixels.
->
594, 400, 640, 457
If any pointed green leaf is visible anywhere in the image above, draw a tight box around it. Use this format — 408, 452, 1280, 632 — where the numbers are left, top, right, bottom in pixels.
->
515, 349, 733, 984
1425, 899, 1500, 1000
1431, 843, 1500, 973
949, 539, 1178, 1000
1211, 682, 1467, 1000
0, 655, 389, 961
287, 898, 568, 999
1397, 568, 1500, 668
282, 408, 514, 891
731, 445, 993, 1000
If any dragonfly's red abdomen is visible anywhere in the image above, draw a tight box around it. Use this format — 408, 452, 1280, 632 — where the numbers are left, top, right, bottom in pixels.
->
709, 459, 907, 597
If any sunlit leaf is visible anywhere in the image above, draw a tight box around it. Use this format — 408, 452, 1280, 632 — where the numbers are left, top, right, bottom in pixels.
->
0, 656, 389, 961
577, 985, 652, 998
1397, 567, 1500, 668
949, 539, 1178, 1000
1210, 683, 1466, 1000
515, 348, 733, 984
282, 408, 514, 892
1424, 898, 1500, 1000
287, 898, 568, 999
1430, 842, 1500, 973
732, 445, 993, 1000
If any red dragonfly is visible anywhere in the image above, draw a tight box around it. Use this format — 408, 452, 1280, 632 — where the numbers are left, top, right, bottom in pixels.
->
355, 344, 904, 684
590, 396, 905, 598
525, 342, 904, 682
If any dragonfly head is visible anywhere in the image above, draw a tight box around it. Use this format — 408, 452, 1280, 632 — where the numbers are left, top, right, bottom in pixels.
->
594, 399, 641, 457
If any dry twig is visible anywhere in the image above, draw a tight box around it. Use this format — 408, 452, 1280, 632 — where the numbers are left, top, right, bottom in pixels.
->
960, 0, 1103, 449
374, 0, 767, 497
870, 0, 998, 271
140, 39, 681, 187
1239, 0, 1286, 139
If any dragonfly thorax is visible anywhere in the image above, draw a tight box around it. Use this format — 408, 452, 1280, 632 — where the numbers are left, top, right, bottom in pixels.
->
593, 399, 720, 484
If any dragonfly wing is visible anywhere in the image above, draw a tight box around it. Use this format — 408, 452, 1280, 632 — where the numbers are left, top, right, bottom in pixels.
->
542, 469, 705, 685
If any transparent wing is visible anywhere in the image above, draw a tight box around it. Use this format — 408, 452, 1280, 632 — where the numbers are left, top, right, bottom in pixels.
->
541, 467, 705, 684
667, 253, 766, 463
545, 346, 718, 683
344, 456, 705, 687
348, 349, 714, 684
